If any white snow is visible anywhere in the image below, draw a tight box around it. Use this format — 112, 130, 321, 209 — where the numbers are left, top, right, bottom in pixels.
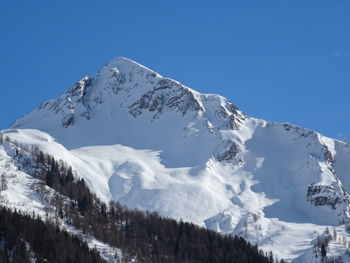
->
3, 57, 350, 262
0, 140, 126, 262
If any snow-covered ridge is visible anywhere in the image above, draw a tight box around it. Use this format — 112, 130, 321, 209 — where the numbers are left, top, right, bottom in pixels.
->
4, 57, 350, 262
11, 57, 244, 135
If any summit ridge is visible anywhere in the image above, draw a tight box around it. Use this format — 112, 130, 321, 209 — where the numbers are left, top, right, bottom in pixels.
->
3, 57, 350, 262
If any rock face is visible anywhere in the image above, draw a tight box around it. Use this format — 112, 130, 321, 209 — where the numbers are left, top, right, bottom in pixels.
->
129, 78, 203, 119
4, 57, 350, 262
307, 183, 350, 211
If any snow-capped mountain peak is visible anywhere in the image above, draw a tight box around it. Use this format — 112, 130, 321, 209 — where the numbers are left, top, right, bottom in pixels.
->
10, 57, 245, 156
4, 57, 350, 262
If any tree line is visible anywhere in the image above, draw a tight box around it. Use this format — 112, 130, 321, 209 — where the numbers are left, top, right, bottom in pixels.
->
1, 138, 284, 263
0, 206, 106, 263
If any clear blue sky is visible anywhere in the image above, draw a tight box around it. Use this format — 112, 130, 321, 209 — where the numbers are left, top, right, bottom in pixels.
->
1, 1, 350, 138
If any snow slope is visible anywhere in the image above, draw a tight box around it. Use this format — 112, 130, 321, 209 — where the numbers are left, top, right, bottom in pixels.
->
4, 57, 350, 262
0, 138, 127, 262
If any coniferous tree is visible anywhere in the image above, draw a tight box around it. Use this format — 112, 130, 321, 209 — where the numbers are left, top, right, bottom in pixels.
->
321, 243, 327, 261
1, 143, 276, 263
0, 174, 7, 191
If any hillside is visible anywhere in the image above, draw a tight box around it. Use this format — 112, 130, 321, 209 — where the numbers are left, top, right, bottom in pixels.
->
3, 57, 350, 262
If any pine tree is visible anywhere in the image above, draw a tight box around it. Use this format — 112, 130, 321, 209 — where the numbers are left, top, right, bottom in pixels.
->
321, 243, 327, 261
0, 174, 7, 191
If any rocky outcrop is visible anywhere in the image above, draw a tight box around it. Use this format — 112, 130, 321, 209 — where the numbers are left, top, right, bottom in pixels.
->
215, 141, 243, 165
129, 78, 203, 119
307, 184, 342, 209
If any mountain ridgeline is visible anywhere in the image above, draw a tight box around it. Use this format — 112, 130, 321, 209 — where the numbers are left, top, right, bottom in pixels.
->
3, 57, 350, 262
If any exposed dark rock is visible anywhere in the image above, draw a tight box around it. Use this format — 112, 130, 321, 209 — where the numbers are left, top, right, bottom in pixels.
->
129, 78, 203, 119
307, 184, 343, 209
322, 145, 334, 165
281, 123, 314, 138
61, 114, 74, 128
68, 76, 92, 105
216, 141, 242, 164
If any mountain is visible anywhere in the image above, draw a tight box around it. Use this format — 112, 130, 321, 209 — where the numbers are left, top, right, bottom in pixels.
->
3, 56, 350, 262
0, 148, 268, 263
343, 135, 350, 145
